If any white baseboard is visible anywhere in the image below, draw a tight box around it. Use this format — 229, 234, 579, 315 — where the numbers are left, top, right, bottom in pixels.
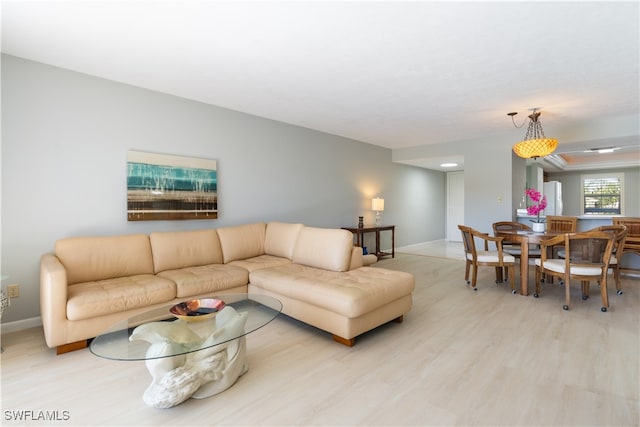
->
396, 239, 447, 250
1, 316, 42, 334
621, 271, 640, 279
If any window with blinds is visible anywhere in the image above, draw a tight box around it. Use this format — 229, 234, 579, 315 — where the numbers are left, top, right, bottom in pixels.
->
581, 173, 623, 215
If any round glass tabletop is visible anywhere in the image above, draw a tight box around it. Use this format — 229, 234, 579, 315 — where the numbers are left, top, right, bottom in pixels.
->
89, 293, 281, 361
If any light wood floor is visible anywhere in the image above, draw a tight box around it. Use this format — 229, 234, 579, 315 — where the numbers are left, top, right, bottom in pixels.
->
1, 253, 639, 426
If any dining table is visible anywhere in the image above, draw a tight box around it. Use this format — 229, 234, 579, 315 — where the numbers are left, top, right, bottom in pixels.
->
496, 229, 561, 296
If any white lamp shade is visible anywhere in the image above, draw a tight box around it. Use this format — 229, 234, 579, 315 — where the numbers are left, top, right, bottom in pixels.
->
371, 197, 384, 211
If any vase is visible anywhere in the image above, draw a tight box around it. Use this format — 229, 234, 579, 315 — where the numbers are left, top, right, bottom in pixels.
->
532, 222, 545, 233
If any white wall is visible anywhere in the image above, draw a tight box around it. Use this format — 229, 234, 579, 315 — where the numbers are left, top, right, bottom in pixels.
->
1, 55, 446, 323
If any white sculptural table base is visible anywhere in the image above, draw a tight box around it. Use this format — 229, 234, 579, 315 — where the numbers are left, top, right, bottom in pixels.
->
90, 294, 281, 408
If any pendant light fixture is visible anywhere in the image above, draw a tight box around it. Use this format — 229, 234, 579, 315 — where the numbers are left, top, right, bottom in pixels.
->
508, 109, 558, 159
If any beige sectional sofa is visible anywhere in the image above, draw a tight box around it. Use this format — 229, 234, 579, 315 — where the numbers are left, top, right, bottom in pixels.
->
40, 222, 415, 354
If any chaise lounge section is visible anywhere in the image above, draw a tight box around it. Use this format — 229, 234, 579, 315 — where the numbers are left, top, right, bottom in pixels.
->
40, 222, 415, 354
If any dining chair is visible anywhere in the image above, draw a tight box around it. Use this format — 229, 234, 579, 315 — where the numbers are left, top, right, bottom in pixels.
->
612, 217, 640, 276
534, 230, 615, 311
593, 225, 627, 295
492, 221, 536, 254
492, 221, 541, 281
544, 216, 578, 282
458, 225, 517, 293
546, 216, 578, 233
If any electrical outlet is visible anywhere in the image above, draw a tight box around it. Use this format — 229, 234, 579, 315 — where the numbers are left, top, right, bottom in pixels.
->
7, 284, 19, 298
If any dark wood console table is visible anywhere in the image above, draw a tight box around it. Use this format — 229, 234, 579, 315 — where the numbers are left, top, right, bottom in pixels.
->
342, 225, 395, 259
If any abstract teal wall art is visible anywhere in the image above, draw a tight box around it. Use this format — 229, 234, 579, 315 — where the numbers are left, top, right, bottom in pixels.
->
127, 151, 218, 221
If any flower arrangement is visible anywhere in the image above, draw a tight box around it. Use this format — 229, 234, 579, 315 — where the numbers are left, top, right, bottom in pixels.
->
525, 188, 547, 223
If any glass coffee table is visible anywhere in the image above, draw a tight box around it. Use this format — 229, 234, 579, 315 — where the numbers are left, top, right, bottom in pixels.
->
90, 293, 281, 408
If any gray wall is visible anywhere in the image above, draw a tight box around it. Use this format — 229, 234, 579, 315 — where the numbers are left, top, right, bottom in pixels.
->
511, 153, 527, 215
393, 135, 516, 233
1, 55, 446, 323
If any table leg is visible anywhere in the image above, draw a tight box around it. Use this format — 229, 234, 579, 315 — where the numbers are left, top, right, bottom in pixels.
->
391, 228, 395, 258
520, 240, 529, 296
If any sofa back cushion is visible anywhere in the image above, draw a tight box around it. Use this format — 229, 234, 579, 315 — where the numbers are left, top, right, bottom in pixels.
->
55, 234, 154, 285
292, 227, 353, 272
264, 222, 304, 259
150, 229, 222, 273
217, 222, 267, 263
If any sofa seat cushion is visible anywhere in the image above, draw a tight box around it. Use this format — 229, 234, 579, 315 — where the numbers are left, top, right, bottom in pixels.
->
157, 264, 249, 298
67, 274, 176, 321
249, 265, 415, 318
229, 255, 292, 272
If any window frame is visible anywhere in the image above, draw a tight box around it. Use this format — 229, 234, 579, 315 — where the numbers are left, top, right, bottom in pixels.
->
580, 172, 624, 216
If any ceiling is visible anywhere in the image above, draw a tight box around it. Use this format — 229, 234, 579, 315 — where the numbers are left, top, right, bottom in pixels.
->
2, 1, 639, 172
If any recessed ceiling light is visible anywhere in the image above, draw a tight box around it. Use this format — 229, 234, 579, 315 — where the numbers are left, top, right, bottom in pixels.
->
440, 162, 458, 167
585, 147, 617, 154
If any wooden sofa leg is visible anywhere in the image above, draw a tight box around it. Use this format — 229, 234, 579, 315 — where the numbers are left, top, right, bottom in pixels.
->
56, 340, 88, 355
333, 335, 355, 347
393, 315, 404, 323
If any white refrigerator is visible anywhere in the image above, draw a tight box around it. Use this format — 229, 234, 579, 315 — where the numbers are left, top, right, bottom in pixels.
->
543, 181, 563, 216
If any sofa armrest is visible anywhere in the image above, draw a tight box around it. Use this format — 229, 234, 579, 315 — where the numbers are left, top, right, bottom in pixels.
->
40, 253, 69, 348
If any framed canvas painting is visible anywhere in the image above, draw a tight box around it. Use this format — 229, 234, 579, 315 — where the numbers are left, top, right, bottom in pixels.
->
127, 151, 218, 221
